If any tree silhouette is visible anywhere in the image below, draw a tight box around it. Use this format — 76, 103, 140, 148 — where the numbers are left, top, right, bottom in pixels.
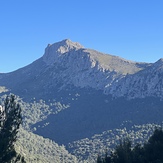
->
111, 138, 132, 163
96, 128, 163, 163
144, 128, 163, 163
0, 94, 25, 163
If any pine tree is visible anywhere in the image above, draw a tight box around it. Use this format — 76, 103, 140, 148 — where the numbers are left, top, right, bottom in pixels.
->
0, 94, 24, 163
97, 154, 103, 163
111, 138, 132, 163
144, 128, 163, 163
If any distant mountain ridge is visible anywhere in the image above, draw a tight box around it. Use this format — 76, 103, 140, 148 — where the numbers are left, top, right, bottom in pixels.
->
106, 58, 163, 99
0, 39, 162, 100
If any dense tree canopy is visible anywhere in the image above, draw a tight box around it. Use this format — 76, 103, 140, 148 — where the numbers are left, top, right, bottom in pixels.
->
97, 128, 163, 163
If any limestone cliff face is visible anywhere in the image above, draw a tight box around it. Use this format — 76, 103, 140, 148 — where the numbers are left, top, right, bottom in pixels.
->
42, 39, 147, 92
43, 39, 84, 65
105, 59, 163, 99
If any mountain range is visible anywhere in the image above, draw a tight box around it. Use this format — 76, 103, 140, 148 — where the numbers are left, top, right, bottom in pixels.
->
0, 39, 163, 162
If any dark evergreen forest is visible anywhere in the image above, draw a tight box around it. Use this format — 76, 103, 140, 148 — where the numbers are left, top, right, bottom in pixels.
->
97, 128, 163, 163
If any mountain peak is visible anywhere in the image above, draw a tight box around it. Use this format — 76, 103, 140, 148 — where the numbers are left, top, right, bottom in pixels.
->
152, 58, 163, 68
61, 39, 83, 48
43, 39, 84, 65
47, 39, 84, 52
157, 58, 163, 63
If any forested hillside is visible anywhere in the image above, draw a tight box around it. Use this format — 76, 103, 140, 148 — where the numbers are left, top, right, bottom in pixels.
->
96, 128, 163, 163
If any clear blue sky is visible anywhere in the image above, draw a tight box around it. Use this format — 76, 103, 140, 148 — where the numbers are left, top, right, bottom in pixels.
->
0, 0, 163, 72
